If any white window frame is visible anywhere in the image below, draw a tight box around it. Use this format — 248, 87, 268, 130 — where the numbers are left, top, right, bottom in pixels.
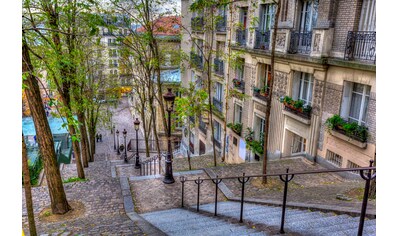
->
298, 0, 318, 32
359, 0, 376, 31
215, 82, 223, 101
234, 104, 242, 124
293, 72, 313, 106
291, 133, 306, 154
214, 120, 221, 141
253, 114, 265, 142
260, 4, 275, 32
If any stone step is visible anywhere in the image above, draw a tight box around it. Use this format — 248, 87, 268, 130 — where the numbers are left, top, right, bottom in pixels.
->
141, 208, 266, 236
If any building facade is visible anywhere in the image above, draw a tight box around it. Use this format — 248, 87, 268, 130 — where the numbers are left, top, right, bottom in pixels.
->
180, 0, 376, 174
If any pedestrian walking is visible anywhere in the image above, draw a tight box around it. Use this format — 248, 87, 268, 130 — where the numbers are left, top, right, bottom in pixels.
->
96, 134, 99, 142
99, 134, 103, 142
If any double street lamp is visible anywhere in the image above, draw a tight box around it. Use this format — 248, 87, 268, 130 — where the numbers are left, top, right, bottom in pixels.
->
116, 129, 120, 155
134, 118, 141, 169
123, 129, 127, 162
163, 88, 176, 184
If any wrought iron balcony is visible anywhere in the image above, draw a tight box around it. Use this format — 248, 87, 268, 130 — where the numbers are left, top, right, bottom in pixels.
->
199, 118, 207, 135
216, 16, 227, 32
191, 17, 204, 31
254, 29, 270, 50
235, 29, 247, 46
233, 79, 245, 92
190, 52, 203, 70
213, 58, 224, 76
288, 31, 312, 54
344, 31, 376, 64
212, 97, 223, 113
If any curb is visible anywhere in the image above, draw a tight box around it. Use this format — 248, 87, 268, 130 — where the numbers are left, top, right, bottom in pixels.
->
118, 177, 166, 235
203, 168, 376, 219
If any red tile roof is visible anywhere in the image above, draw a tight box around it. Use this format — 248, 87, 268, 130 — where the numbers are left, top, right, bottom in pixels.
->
136, 16, 181, 36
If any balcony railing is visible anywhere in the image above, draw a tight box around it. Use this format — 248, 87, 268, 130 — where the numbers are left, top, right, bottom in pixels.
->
190, 52, 203, 70
213, 58, 224, 76
216, 16, 227, 32
288, 31, 312, 54
254, 30, 271, 50
191, 17, 204, 31
199, 118, 207, 135
212, 97, 223, 113
236, 29, 247, 46
344, 31, 376, 63
233, 79, 245, 92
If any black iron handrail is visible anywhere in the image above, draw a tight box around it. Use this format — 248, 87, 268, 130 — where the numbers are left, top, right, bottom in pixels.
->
180, 161, 376, 235
139, 154, 163, 176
344, 31, 376, 64
254, 29, 271, 50
288, 31, 312, 54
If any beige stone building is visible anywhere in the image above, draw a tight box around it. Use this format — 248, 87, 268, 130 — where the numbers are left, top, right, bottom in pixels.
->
180, 0, 376, 176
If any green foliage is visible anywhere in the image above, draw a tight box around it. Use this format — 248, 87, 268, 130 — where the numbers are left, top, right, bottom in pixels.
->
23, 155, 43, 186
227, 122, 242, 135
293, 100, 304, 109
63, 177, 88, 184
325, 115, 368, 142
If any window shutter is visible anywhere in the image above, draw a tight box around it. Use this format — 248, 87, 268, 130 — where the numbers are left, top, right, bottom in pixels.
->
292, 72, 300, 100
340, 81, 353, 119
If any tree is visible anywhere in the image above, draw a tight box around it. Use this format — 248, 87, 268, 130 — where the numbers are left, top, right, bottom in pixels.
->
262, 0, 281, 183
23, 36, 71, 214
174, 83, 209, 169
22, 134, 37, 236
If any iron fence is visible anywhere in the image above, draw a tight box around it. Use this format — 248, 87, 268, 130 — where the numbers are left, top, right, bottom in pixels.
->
344, 31, 376, 63
254, 30, 271, 50
288, 31, 313, 54
180, 160, 376, 235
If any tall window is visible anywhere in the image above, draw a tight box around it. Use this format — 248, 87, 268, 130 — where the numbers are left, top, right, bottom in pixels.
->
298, 0, 319, 32
292, 72, 313, 106
260, 4, 275, 32
234, 104, 242, 124
254, 115, 265, 143
215, 82, 223, 101
340, 82, 371, 126
197, 39, 203, 55
236, 59, 245, 80
359, 0, 376, 31
292, 133, 306, 154
214, 120, 221, 141
240, 7, 248, 28
258, 64, 271, 91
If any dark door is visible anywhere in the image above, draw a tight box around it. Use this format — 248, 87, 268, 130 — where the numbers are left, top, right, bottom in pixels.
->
199, 140, 206, 155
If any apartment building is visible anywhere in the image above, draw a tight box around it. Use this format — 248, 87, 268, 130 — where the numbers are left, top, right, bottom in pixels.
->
180, 0, 376, 174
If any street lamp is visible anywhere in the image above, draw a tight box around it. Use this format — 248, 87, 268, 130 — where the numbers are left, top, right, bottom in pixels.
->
123, 129, 127, 163
113, 125, 116, 150
134, 118, 141, 169
163, 88, 176, 184
116, 129, 120, 155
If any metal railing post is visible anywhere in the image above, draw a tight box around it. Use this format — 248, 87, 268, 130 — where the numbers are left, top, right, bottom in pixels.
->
358, 160, 376, 236
238, 173, 250, 223
212, 175, 222, 216
279, 168, 295, 234
180, 176, 187, 208
194, 177, 204, 212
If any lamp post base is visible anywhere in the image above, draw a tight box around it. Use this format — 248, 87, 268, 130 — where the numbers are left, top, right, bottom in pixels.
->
163, 176, 175, 184
163, 158, 175, 184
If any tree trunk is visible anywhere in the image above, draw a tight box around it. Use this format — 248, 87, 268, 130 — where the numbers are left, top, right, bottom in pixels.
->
69, 123, 85, 179
88, 126, 96, 162
187, 120, 192, 170
22, 134, 37, 236
23, 38, 71, 214
77, 111, 89, 168
262, 1, 281, 184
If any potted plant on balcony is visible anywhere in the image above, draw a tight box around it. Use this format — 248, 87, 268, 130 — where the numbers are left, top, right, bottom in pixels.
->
244, 127, 254, 142
233, 78, 241, 87
260, 85, 268, 97
325, 114, 369, 143
227, 122, 242, 135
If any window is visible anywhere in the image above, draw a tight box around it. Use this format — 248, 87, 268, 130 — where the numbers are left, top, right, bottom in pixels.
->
254, 115, 265, 143
214, 120, 221, 142
347, 160, 361, 174
326, 150, 343, 167
292, 133, 306, 154
258, 64, 271, 91
280, 0, 289, 21
234, 104, 242, 124
236, 59, 244, 80
298, 0, 318, 32
340, 82, 371, 126
260, 4, 275, 32
359, 0, 376, 31
240, 7, 248, 28
292, 72, 313, 106
215, 82, 223, 101
197, 39, 203, 55
216, 41, 224, 59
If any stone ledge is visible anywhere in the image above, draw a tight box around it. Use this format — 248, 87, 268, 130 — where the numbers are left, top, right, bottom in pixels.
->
282, 109, 311, 125
330, 130, 367, 149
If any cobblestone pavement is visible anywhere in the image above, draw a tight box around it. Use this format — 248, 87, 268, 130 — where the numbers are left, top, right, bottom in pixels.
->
173, 154, 225, 171
129, 172, 227, 214
206, 157, 376, 211
22, 98, 147, 235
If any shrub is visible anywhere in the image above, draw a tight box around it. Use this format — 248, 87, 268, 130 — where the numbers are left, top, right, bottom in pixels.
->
63, 177, 88, 184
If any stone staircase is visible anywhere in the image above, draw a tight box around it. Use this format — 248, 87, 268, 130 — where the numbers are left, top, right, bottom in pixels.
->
141, 201, 376, 236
